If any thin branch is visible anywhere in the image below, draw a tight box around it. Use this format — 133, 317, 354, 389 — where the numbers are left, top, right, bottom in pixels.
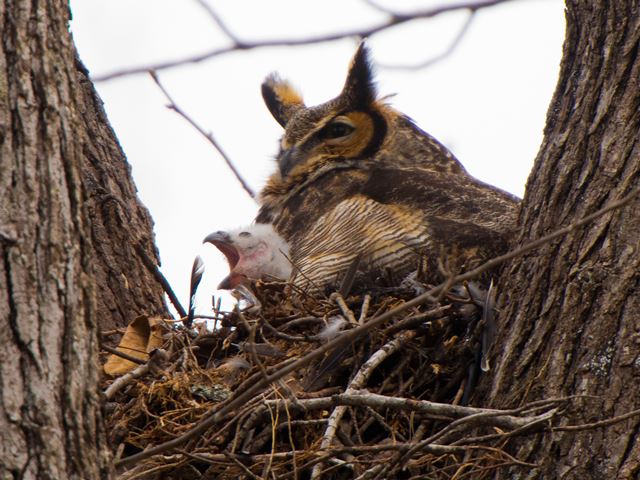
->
358, 294, 371, 324
554, 408, 640, 432
184, 443, 464, 465
311, 331, 417, 479
193, 0, 243, 44
101, 344, 146, 365
331, 292, 358, 326
94, 0, 516, 82
113, 186, 639, 468
104, 364, 150, 400
223, 452, 262, 480
377, 400, 561, 478
379, 11, 477, 70
135, 242, 186, 318
149, 72, 256, 199
360, 0, 396, 15
104, 349, 170, 399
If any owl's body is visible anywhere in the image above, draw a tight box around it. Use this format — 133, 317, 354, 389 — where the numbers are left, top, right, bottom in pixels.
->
256, 45, 518, 293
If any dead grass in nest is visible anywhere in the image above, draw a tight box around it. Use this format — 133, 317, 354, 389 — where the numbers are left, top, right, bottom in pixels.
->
102, 281, 561, 480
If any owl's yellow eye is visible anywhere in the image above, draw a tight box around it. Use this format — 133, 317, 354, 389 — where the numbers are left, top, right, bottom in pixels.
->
321, 120, 355, 140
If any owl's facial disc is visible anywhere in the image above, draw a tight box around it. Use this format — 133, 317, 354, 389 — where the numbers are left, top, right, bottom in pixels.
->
277, 111, 383, 178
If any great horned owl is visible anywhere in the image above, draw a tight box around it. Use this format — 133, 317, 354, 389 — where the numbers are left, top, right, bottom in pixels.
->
256, 44, 518, 293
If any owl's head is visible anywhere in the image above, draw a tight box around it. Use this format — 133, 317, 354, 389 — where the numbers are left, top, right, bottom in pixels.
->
261, 43, 463, 184
261, 43, 391, 179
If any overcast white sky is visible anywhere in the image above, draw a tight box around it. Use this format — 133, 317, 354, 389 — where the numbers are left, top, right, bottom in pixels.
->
68, 0, 565, 316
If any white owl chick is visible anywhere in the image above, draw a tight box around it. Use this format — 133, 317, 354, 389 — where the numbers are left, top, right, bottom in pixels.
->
203, 224, 292, 289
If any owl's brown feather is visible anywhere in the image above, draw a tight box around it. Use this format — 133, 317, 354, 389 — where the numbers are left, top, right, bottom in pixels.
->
256, 43, 519, 294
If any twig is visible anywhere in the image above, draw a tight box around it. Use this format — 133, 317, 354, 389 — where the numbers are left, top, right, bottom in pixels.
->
375, 400, 562, 478
224, 452, 262, 480
336, 392, 559, 430
279, 316, 324, 331
149, 71, 255, 200
366, 405, 407, 441
135, 242, 186, 318
101, 344, 146, 365
94, 0, 516, 82
331, 292, 358, 326
100, 328, 126, 337
187, 442, 502, 463
183, 313, 228, 321
193, 0, 243, 45
378, 11, 476, 70
237, 308, 270, 380
554, 408, 640, 432
237, 393, 559, 445
262, 318, 306, 341
383, 305, 451, 335
310, 331, 416, 479
264, 399, 279, 478
358, 294, 371, 325
283, 400, 299, 480
104, 349, 170, 399
378, 399, 562, 478
360, 0, 396, 15
113, 187, 639, 468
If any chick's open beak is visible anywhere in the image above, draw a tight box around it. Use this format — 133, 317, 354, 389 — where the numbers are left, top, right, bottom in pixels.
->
203, 231, 239, 270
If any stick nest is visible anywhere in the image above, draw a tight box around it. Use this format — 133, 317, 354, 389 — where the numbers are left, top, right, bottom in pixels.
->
102, 281, 548, 479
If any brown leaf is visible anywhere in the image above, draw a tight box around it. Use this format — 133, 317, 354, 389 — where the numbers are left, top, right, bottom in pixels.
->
103, 316, 168, 376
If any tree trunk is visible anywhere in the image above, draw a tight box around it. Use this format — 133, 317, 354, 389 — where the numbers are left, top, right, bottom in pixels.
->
486, 2, 640, 478
0, 0, 167, 478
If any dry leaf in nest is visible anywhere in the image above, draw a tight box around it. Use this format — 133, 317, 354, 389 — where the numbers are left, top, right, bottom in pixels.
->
103, 315, 170, 376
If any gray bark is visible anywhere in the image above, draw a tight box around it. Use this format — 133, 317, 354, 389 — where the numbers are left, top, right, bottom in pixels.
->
0, 0, 167, 477
485, 2, 640, 478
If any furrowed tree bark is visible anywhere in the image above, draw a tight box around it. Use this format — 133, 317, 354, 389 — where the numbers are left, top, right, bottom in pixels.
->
0, 0, 167, 478
485, 2, 640, 478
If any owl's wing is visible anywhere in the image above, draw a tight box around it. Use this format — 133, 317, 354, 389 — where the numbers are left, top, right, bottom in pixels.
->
361, 166, 519, 278
361, 166, 518, 234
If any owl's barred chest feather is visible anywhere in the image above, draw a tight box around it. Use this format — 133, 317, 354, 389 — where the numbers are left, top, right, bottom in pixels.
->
289, 195, 429, 290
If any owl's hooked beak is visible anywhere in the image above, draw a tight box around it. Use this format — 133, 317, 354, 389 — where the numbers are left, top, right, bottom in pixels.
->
278, 147, 301, 177
203, 231, 243, 289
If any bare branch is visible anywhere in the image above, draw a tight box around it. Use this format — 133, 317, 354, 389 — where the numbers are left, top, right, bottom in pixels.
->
554, 408, 640, 432
378, 11, 477, 70
94, 0, 517, 82
104, 349, 170, 399
330, 292, 358, 326
149, 71, 256, 200
223, 451, 262, 480
193, 0, 243, 45
360, 0, 396, 15
311, 331, 417, 479
101, 344, 146, 365
134, 241, 186, 318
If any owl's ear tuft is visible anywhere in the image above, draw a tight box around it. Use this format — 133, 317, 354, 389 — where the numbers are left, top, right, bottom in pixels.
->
341, 41, 377, 110
262, 74, 305, 128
